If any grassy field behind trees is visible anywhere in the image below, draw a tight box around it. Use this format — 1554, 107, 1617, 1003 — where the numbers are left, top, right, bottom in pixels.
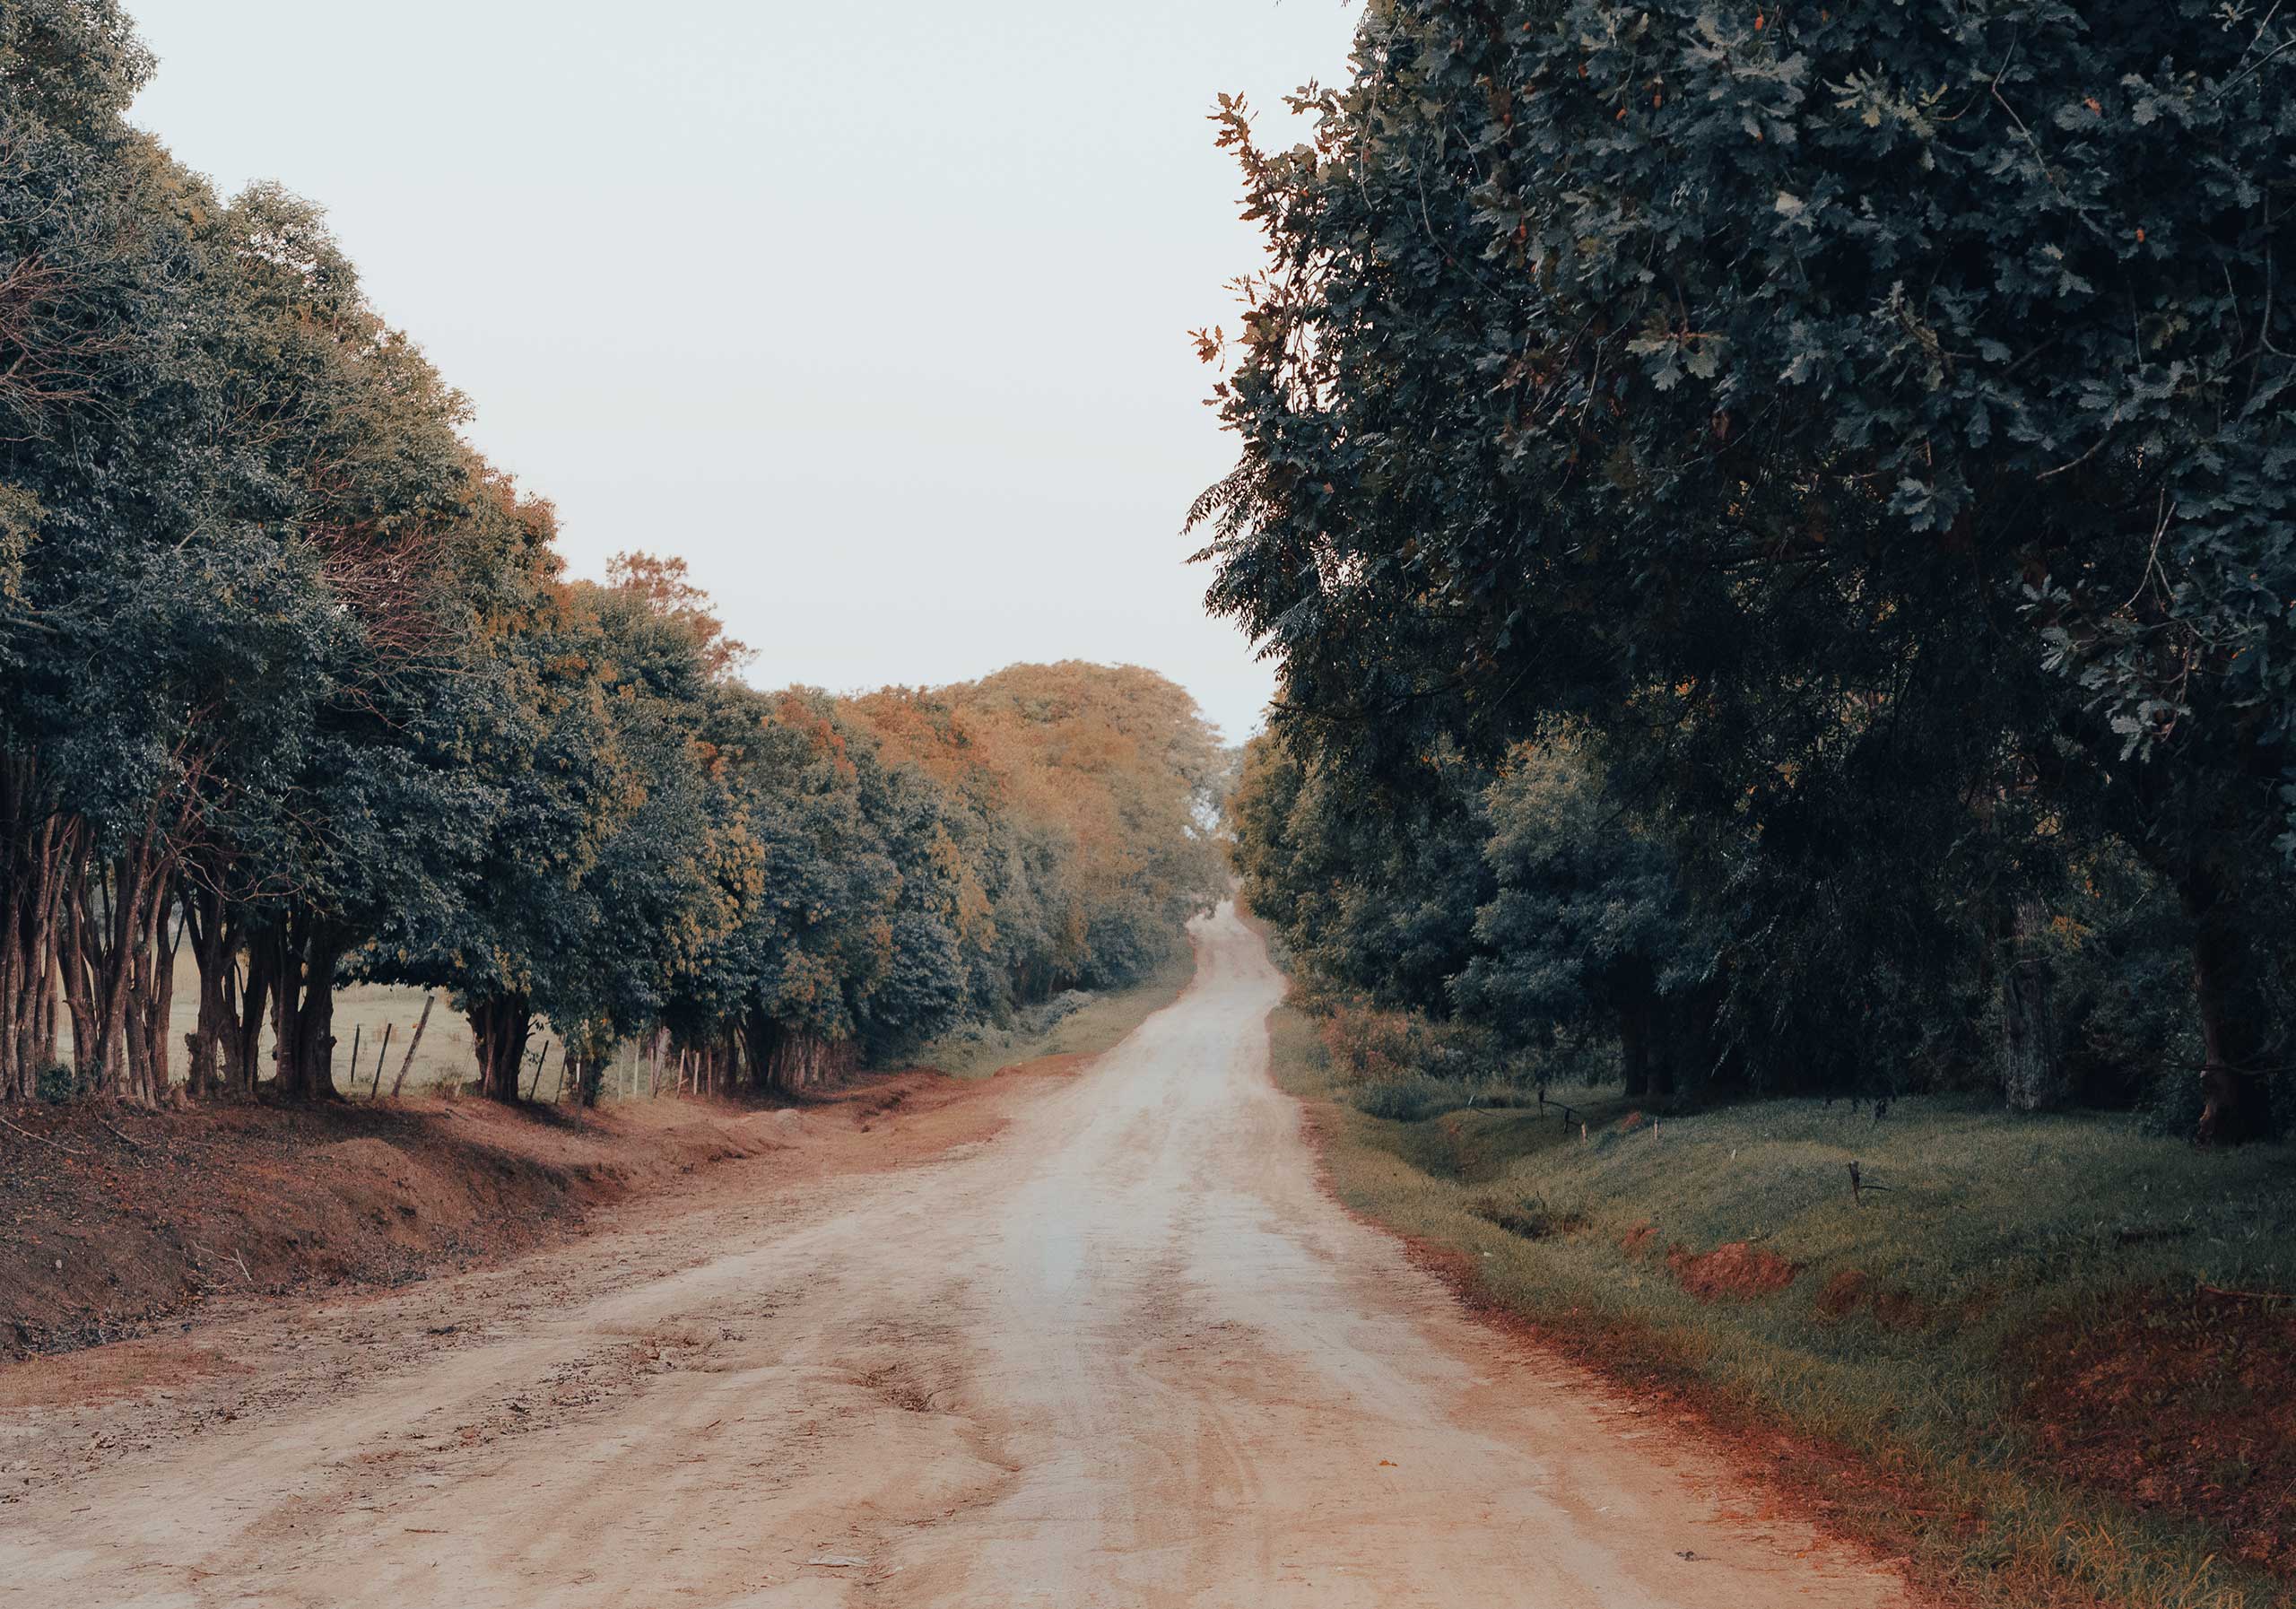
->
1204, 2, 2296, 1602
0, 1, 1229, 1112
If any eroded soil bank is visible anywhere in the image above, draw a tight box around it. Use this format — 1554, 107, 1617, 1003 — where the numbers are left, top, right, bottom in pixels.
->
1, 1069, 1019, 1361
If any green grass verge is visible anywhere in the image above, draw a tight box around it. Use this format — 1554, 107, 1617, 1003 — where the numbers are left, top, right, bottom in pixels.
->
1265, 1000, 2296, 1609
918, 949, 1196, 1081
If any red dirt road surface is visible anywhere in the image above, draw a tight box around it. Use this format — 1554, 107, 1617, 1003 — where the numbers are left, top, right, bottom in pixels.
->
0, 904, 1908, 1607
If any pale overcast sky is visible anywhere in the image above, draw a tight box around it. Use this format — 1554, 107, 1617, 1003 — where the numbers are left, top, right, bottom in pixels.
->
124, 3, 1363, 744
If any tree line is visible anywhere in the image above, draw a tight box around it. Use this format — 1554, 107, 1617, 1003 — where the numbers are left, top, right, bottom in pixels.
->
1202, 0, 2296, 1141
0, 2, 1227, 1108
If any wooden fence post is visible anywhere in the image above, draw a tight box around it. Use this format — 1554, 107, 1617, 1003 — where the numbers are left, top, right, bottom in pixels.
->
370, 1024, 394, 1099
391, 996, 435, 1098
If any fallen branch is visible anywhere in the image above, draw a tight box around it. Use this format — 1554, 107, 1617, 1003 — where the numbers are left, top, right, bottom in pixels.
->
2114, 1224, 2196, 1246
2197, 1281, 2293, 1303
0, 1112, 87, 1155
96, 1117, 146, 1152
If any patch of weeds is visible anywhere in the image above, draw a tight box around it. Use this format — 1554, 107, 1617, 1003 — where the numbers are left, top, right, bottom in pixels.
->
1353, 1075, 1474, 1122
1467, 1191, 1587, 1241
34, 1062, 86, 1103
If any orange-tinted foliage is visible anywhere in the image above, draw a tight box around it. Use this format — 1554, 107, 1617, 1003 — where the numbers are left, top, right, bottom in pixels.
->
605, 551, 752, 682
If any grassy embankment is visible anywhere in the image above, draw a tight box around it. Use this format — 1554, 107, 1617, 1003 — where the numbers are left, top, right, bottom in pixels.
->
1265, 998, 2296, 1609
919, 949, 1196, 1081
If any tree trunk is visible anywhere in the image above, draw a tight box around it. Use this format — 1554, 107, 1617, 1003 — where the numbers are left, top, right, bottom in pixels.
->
56, 867, 96, 1093
744, 1011, 856, 1095
269, 912, 344, 1100
2000, 899, 2067, 1113
469, 994, 533, 1103
1617, 992, 1654, 1100
2094, 752, 2279, 1145
50, 830, 172, 1102
230, 935, 273, 1097
126, 887, 178, 1104
1647, 1009, 1676, 1100
2180, 865, 2274, 1144
32, 904, 60, 1071
0, 759, 75, 1101
178, 876, 243, 1102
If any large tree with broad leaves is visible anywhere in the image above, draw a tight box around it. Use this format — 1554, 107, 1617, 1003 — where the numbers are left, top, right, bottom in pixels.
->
1196, 0, 2296, 1140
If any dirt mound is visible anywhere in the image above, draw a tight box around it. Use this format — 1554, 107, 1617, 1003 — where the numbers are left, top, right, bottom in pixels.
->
1004, 1051, 1094, 1078
1813, 1269, 1933, 1330
2013, 1287, 2296, 1576
1816, 1269, 1868, 1317
0, 1334, 253, 1412
0, 1070, 975, 1360
1666, 1240, 1799, 1301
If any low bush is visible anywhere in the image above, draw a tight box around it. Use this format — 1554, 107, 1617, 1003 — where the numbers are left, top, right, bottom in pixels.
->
33, 1063, 85, 1104
1466, 1190, 1587, 1241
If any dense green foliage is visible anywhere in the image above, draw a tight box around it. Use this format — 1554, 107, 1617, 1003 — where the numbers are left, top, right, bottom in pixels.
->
1204, 0, 2296, 1138
0, 4, 1225, 1106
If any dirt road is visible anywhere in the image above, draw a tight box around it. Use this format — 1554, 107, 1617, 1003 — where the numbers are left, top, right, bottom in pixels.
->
0, 903, 1906, 1607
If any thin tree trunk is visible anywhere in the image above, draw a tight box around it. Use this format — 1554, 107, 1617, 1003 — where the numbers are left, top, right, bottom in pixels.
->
0, 770, 75, 1100
53, 830, 172, 1103
2181, 865, 2273, 1144
1618, 1001, 1652, 1100
32, 874, 62, 1073
271, 912, 344, 1100
230, 935, 273, 1097
57, 860, 98, 1092
1999, 899, 2066, 1112
178, 877, 240, 1102
749, 1016, 857, 1095
468, 995, 532, 1103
